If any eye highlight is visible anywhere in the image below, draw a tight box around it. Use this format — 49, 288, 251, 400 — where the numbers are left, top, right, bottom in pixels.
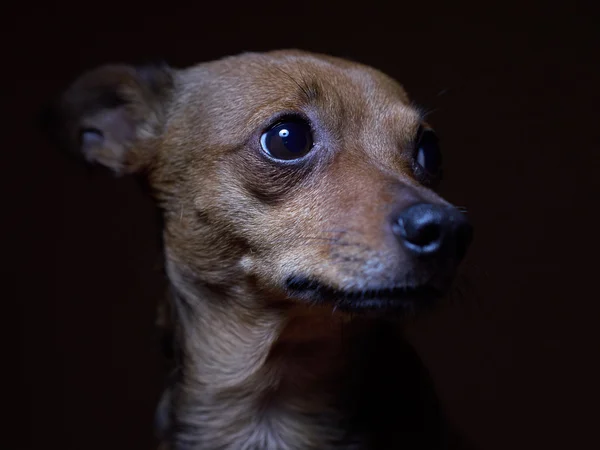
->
260, 120, 314, 161
413, 127, 442, 185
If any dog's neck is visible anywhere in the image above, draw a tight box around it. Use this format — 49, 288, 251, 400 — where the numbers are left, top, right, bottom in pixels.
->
167, 272, 361, 448
164, 262, 444, 450
164, 258, 387, 448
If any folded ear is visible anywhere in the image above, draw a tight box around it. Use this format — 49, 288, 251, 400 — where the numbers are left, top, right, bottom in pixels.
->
44, 63, 173, 175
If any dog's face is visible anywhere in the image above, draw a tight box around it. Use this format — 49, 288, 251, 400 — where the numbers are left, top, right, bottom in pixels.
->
53, 50, 472, 313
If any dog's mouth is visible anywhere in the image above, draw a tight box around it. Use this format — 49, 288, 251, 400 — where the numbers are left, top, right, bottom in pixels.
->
285, 275, 444, 313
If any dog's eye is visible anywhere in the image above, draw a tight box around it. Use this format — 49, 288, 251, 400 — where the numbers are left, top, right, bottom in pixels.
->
260, 120, 314, 160
414, 128, 442, 181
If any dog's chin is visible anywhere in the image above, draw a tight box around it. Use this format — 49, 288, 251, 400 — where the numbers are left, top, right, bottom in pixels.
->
284, 275, 446, 315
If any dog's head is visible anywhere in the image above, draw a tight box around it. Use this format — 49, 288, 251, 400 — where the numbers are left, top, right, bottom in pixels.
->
49, 50, 472, 314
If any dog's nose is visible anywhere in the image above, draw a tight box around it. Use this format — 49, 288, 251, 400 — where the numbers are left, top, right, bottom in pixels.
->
393, 203, 473, 260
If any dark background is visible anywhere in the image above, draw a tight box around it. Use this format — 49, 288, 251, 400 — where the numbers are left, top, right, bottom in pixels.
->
6, 2, 599, 449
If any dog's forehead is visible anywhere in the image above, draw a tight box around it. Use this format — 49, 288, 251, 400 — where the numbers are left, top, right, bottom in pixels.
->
173, 51, 419, 128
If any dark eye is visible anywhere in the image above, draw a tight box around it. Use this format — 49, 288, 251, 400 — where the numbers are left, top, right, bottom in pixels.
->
414, 128, 442, 182
260, 120, 314, 161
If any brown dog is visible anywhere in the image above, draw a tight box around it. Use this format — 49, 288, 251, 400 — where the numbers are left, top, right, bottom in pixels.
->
48, 50, 473, 449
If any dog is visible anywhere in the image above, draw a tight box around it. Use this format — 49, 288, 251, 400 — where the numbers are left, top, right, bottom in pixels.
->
46, 50, 473, 449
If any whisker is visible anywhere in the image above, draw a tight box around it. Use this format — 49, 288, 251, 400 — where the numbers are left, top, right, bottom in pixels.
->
296, 67, 316, 101
319, 229, 363, 235
271, 66, 312, 102
269, 236, 337, 243
266, 237, 364, 249
412, 103, 440, 120
297, 236, 342, 242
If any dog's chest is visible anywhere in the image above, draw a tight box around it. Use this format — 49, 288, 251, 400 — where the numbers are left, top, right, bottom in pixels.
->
175, 383, 360, 450
174, 326, 365, 449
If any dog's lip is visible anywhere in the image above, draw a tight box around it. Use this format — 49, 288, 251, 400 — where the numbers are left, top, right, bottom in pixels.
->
284, 276, 444, 312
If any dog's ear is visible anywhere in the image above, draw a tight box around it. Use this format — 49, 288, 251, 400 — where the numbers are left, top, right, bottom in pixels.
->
43, 63, 173, 175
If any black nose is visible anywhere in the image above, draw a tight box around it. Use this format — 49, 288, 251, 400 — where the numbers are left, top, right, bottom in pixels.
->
393, 203, 473, 260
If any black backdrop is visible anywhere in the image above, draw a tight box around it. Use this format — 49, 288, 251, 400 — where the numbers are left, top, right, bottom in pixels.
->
6, 2, 599, 449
